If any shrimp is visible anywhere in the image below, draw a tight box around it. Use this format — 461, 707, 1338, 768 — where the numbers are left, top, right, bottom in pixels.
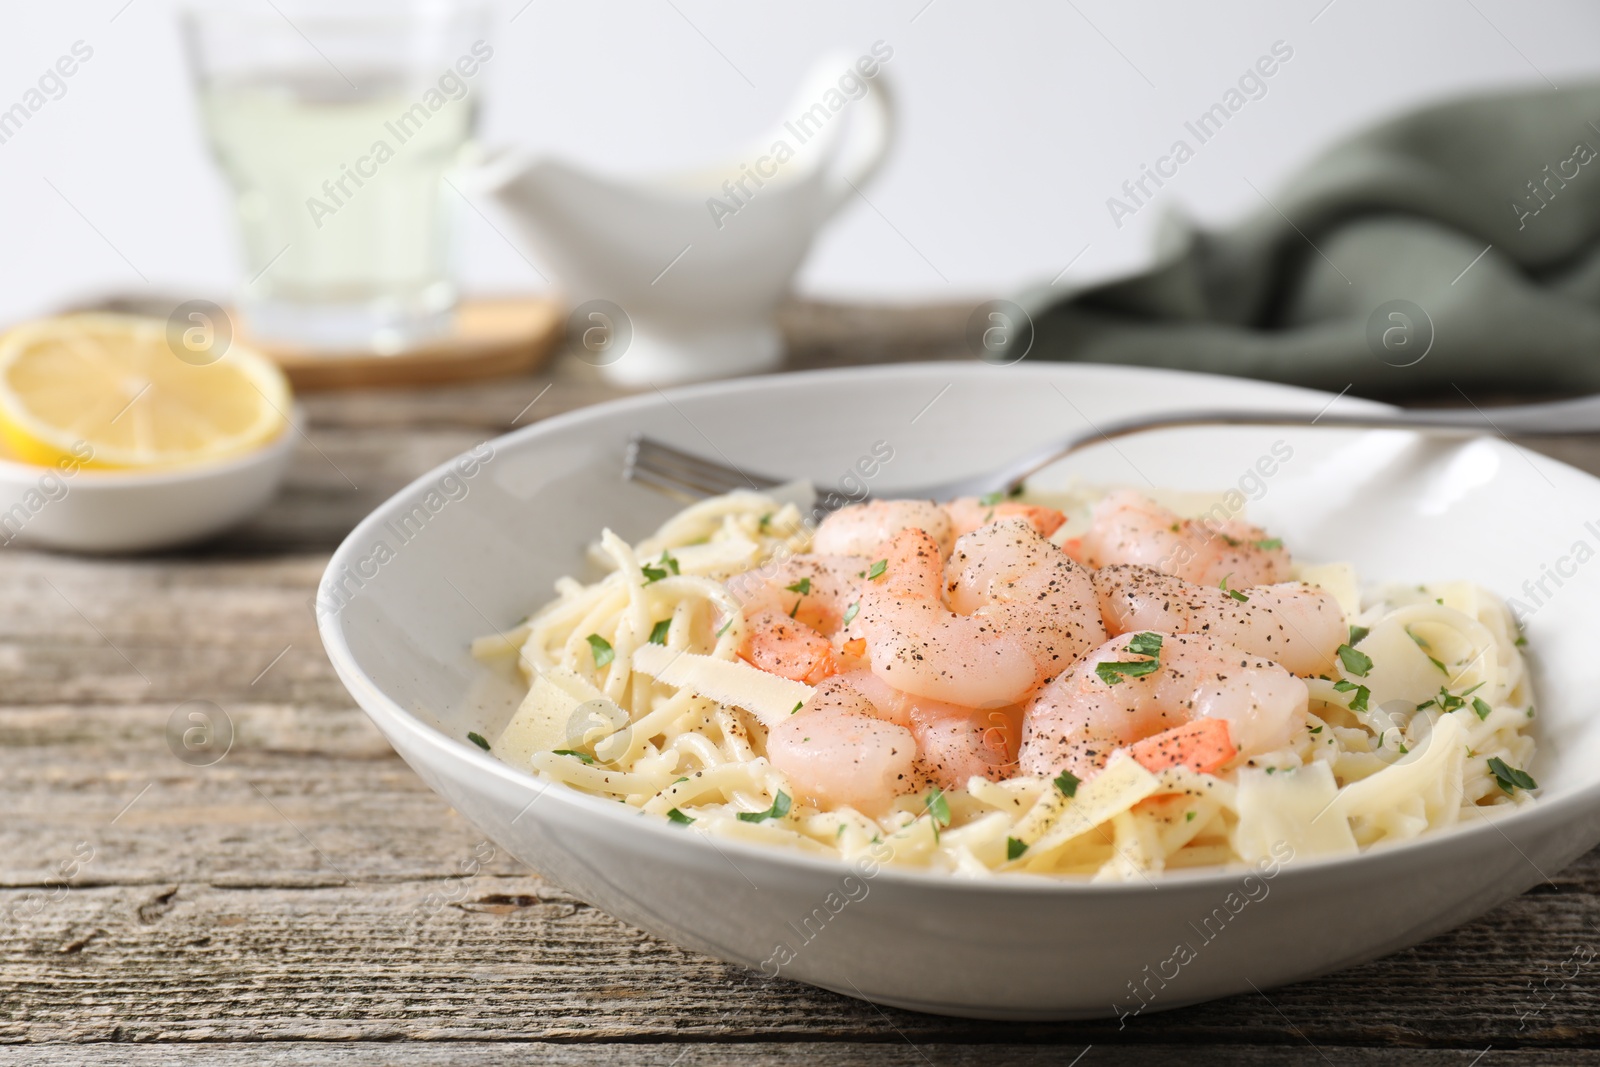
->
1019, 631, 1307, 780
726, 553, 866, 636
911, 701, 1016, 789
841, 670, 1015, 790
740, 609, 839, 684
944, 497, 1066, 541
767, 676, 918, 814
727, 554, 868, 685
858, 527, 1037, 708
813, 499, 953, 558
944, 518, 1107, 679
1094, 565, 1344, 677
1080, 489, 1290, 587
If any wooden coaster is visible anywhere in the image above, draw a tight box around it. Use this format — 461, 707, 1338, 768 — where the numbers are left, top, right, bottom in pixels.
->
247, 296, 564, 391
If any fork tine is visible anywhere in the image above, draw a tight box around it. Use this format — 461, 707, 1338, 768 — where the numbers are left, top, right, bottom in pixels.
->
629, 457, 743, 499
625, 435, 783, 498
627, 442, 750, 497
624, 462, 715, 503
632, 436, 774, 489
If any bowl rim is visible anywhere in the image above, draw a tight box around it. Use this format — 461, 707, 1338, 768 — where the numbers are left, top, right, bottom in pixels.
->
318, 360, 1600, 895
0, 407, 300, 487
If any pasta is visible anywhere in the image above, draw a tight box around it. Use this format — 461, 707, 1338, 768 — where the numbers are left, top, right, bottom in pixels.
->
472, 487, 1538, 881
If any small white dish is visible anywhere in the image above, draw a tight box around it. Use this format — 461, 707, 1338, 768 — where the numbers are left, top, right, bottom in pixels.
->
317, 363, 1600, 1019
0, 411, 298, 553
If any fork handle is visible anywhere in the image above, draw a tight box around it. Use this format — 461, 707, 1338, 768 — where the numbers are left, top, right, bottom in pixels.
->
991, 392, 1600, 493
1128, 394, 1600, 437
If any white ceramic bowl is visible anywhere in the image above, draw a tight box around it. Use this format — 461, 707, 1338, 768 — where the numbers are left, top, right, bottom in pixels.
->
0, 414, 297, 553
317, 363, 1600, 1019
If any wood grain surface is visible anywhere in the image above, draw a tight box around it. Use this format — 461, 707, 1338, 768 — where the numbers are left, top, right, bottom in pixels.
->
3, 301, 1597, 1065
256, 296, 564, 392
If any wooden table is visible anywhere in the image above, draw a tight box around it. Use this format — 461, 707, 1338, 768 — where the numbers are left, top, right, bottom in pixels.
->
5, 302, 1599, 1066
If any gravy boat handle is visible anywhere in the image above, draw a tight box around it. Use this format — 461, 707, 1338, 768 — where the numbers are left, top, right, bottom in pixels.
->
819, 65, 898, 218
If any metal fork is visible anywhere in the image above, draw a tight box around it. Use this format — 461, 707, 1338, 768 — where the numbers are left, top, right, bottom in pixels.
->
625, 393, 1600, 514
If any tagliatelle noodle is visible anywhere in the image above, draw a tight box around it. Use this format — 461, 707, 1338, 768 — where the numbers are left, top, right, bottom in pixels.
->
474, 489, 1539, 880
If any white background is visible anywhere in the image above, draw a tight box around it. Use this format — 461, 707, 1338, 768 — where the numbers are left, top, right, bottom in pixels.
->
2, 0, 1598, 324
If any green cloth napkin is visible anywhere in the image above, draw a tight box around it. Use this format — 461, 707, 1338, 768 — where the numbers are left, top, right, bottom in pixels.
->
1021, 84, 1600, 395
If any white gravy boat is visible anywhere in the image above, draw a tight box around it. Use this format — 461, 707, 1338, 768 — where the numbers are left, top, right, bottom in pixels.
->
474, 49, 897, 385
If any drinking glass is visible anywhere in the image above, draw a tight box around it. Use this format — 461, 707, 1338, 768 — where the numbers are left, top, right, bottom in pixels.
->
183, 1, 491, 353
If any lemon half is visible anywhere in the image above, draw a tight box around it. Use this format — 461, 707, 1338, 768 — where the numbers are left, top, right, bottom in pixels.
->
0, 314, 291, 470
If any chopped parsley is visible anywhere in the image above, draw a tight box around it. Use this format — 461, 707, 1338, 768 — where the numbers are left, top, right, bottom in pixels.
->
785, 577, 812, 595
716, 617, 734, 638
674, 776, 690, 784
1127, 631, 1163, 657
1309, 725, 1323, 734
1420, 682, 1480, 716
586, 633, 615, 668
737, 791, 792, 823
1406, 628, 1447, 673
1053, 770, 1081, 798
1219, 574, 1249, 603
867, 559, 888, 581
552, 749, 594, 765
1096, 632, 1162, 685
1096, 658, 1160, 685
790, 701, 803, 715
978, 490, 1005, 506
640, 552, 680, 584
1006, 837, 1029, 861
1332, 679, 1370, 712
842, 601, 860, 627
1186, 810, 1197, 822
925, 788, 952, 827
1487, 757, 1537, 795
466, 731, 491, 751
1348, 625, 1370, 646
667, 808, 695, 826
1514, 634, 1528, 648
648, 619, 671, 645
1254, 538, 1283, 551
758, 513, 773, 531
1336, 643, 1373, 678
